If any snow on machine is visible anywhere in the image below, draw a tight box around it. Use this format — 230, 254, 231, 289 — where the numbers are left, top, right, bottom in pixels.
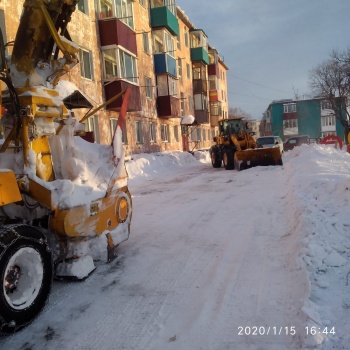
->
0, 0, 132, 332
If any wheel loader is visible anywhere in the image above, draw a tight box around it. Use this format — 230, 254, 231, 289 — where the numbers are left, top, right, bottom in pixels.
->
0, 0, 132, 332
209, 118, 283, 171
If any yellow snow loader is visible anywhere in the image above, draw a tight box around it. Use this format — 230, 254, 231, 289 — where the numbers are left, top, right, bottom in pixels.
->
0, 0, 132, 332
209, 118, 283, 170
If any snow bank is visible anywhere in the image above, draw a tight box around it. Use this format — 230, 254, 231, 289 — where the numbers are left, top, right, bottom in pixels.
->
126, 151, 203, 184
284, 144, 350, 349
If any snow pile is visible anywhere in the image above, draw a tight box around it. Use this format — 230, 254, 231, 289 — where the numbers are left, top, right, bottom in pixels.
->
284, 144, 350, 349
126, 151, 199, 184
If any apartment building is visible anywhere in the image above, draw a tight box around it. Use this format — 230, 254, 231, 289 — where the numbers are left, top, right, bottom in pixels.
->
0, 0, 229, 155
261, 97, 346, 141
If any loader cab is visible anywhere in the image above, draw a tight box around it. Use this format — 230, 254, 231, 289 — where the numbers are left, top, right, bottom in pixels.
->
219, 119, 245, 136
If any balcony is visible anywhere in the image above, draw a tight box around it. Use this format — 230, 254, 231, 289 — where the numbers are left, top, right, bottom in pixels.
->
208, 48, 220, 76
154, 53, 177, 77
98, 18, 137, 55
210, 101, 222, 117
157, 95, 180, 118
195, 110, 210, 124
150, 6, 179, 36
208, 63, 219, 77
193, 79, 207, 95
104, 80, 141, 112
209, 90, 221, 102
191, 47, 209, 65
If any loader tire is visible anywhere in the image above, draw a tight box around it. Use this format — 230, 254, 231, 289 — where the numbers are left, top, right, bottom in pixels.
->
211, 149, 222, 168
0, 225, 53, 333
223, 150, 234, 170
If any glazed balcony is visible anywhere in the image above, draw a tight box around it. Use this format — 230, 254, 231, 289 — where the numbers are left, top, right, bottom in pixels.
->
154, 53, 177, 77
194, 93, 209, 124
98, 19, 137, 55
150, 4, 179, 36
191, 47, 209, 65
104, 80, 141, 112
190, 29, 209, 65
208, 48, 220, 76
209, 90, 221, 102
193, 79, 207, 95
210, 101, 222, 117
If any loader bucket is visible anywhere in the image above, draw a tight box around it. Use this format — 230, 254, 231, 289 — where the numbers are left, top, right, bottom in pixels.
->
234, 147, 282, 171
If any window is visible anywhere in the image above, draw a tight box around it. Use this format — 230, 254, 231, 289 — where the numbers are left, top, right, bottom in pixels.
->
85, 116, 100, 143
203, 128, 206, 141
156, 75, 178, 97
153, 29, 175, 57
210, 102, 222, 116
321, 100, 332, 110
177, 35, 181, 50
149, 122, 156, 142
177, 58, 182, 84
143, 30, 150, 54
174, 125, 179, 142
161, 124, 169, 142
283, 103, 296, 113
102, 48, 138, 84
99, 0, 134, 29
188, 96, 193, 112
194, 94, 208, 111
79, 48, 93, 80
78, 0, 88, 14
180, 92, 185, 115
135, 121, 143, 144
196, 128, 202, 141
186, 63, 190, 79
145, 76, 153, 98
283, 118, 298, 129
140, 0, 147, 7
111, 118, 128, 144
184, 31, 189, 47
99, 0, 113, 18
150, 0, 176, 16
321, 115, 335, 127
209, 76, 219, 90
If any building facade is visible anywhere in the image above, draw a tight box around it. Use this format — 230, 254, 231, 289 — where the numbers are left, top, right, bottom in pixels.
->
261, 98, 345, 141
0, 0, 229, 155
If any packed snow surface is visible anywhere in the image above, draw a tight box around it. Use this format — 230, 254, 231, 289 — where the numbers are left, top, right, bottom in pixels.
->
1, 144, 350, 350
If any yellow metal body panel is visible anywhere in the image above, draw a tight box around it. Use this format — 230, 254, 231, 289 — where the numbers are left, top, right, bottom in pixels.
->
31, 137, 55, 181
0, 170, 22, 206
234, 147, 282, 168
50, 187, 132, 239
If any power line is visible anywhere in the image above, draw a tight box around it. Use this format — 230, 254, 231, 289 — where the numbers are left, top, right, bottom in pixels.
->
227, 90, 271, 101
228, 73, 291, 94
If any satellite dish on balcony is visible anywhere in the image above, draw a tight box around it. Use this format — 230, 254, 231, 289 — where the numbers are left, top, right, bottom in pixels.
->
181, 114, 195, 125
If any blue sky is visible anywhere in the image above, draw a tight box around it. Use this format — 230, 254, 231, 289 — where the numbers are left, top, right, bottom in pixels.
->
177, 0, 350, 119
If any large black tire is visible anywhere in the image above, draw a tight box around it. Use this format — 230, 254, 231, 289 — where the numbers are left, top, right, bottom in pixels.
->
223, 149, 234, 170
211, 149, 222, 168
0, 225, 53, 333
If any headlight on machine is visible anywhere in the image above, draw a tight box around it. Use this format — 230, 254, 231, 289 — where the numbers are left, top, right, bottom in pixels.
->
115, 196, 129, 223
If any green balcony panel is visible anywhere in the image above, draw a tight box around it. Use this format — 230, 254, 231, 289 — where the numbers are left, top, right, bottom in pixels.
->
150, 7, 179, 36
191, 47, 209, 65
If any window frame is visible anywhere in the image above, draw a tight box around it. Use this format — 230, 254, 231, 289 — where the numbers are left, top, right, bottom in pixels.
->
145, 76, 153, 98
135, 120, 143, 144
102, 46, 139, 84
77, 0, 88, 14
161, 123, 169, 142
79, 48, 93, 80
99, 0, 134, 29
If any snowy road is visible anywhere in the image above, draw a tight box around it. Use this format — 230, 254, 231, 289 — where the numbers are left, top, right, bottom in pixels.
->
1, 146, 350, 350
